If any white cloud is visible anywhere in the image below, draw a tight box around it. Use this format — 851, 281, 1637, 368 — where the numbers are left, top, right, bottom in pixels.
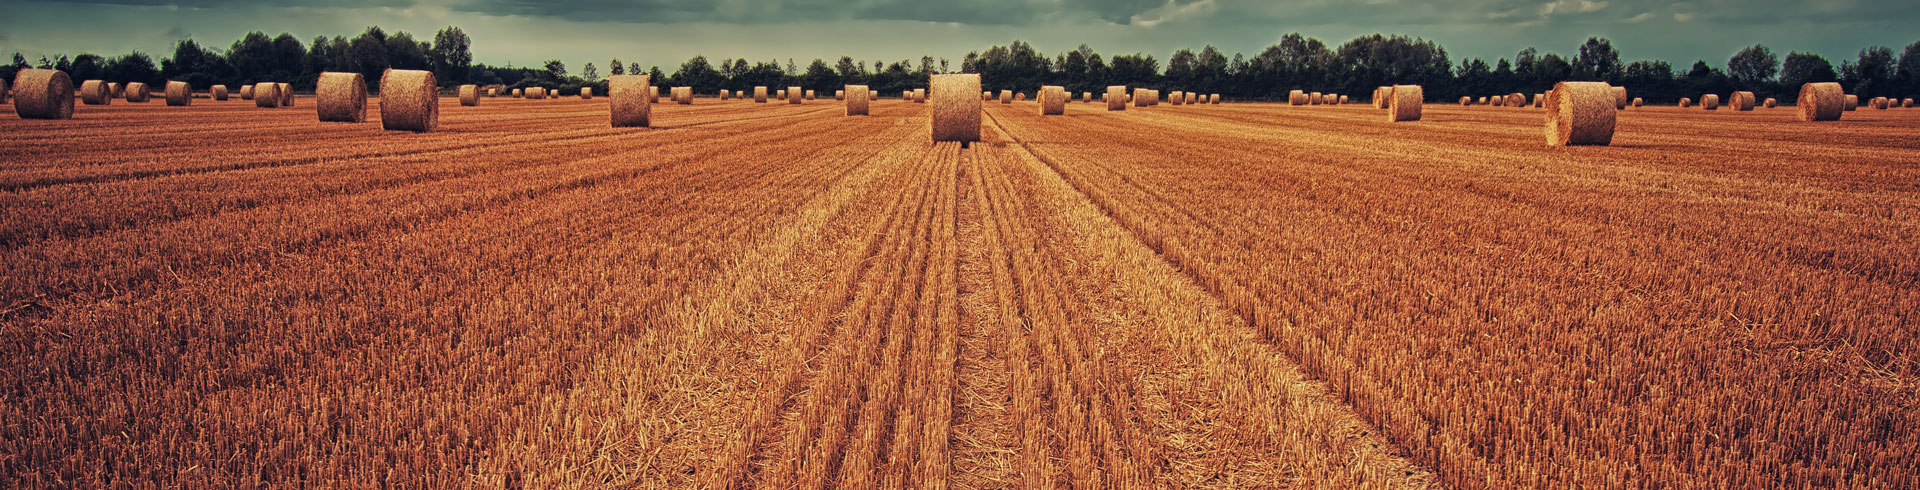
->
1129, 0, 1218, 28
1673, 12, 1694, 22
1539, 0, 1609, 17
1622, 11, 1652, 23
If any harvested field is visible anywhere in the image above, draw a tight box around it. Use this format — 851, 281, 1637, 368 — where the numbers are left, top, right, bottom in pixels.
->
3, 97, 1918, 490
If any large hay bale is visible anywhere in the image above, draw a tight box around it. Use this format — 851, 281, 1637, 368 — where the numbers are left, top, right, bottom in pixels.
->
254, 83, 280, 108
126, 82, 150, 102
581, 87, 593, 99
1700, 94, 1719, 110
610, 74, 652, 127
1797, 82, 1844, 121
1730, 91, 1756, 111
1544, 81, 1617, 146
278, 83, 294, 107
1039, 85, 1067, 115
1843, 94, 1857, 111
787, 86, 802, 104
1388, 84, 1422, 122
1107, 86, 1127, 111
459, 84, 480, 106
846, 84, 870, 116
1611, 86, 1628, 109
754, 86, 768, 103
11, 69, 74, 119
165, 81, 192, 106
1289, 90, 1307, 105
317, 72, 367, 122
80, 80, 112, 105
212, 85, 228, 101
378, 69, 437, 132
930, 73, 981, 143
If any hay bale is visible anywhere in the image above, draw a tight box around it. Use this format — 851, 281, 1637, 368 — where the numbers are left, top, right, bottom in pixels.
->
720, 89, 730, 100
1374, 87, 1391, 109
212, 84, 228, 101
1000, 90, 1012, 104
512, 88, 522, 98
914, 88, 926, 103
1632, 97, 1643, 107
488, 88, 498, 97
846, 84, 870, 116
1544, 81, 1617, 146
1677, 97, 1690, 107
459, 84, 480, 106
930, 73, 981, 143
11, 69, 74, 119
253, 83, 280, 108
1080, 91, 1090, 102
317, 72, 367, 122
1309, 91, 1322, 105
982, 91, 991, 101
1388, 84, 1422, 122
610, 74, 651, 128
1337, 94, 1346, 105
803, 89, 815, 100
1730, 91, 1756, 111
1169, 90, 1185, 106
1289, 90, 1307, 105
165, 81, 192, 106
1107, 86, 1127, 111
1039, 85, 1067, 115
1700, 94, 1719, 110
1210, 94, 1220, 104
80, 80, 112, 105
1796, 83, 1844, 121
672, 86, 692, 105
1477, 96, 1488, 105
754, 86, 768, 103
109, 82, 122, 99
1134, 88, 1152, 107
581, 87, 593, 99
1873, 96, 1890, 109
1902, 98, 1913, 108
652, 87, 662, 103
1611, 86, 1628, 109
0, 78, 8, 104
777, 88, 787, 100
787, 86, 802, 104
1763, 97, 1776, 108
1015, 92, 1026, 101
834, 89, 844, 100
1506, 93, 1526, 107
1459, 96, 1471, 106
378, 69, 437, 132
278, 83, 294, 107
1843, 94, 1857, 111
126, 82, 150, 102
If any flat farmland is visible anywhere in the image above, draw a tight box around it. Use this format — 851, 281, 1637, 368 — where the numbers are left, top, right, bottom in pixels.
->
3, 95, 1917, 488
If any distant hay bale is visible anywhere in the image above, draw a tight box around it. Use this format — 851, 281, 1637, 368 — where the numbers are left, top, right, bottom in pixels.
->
1611, 86, 1628, 109
1015, 92, 1026, 101
1309, 91, 1322, 105
1000, 89, 1012, 104
1169, 90, 1185, 105
1797, 83, 1843, 121
11, 69, 75, 119
1039, 85, 1067, 115
1533, 93, 1545, 108
1107, 86, 1127, 111
278, 83, 294, 107
1678, 97, 1691, 107
80, 80, 112, 105
1730, 91, 1755, 111
317, 72, 367, 122
777, 88, 787, 100
914, 88, 926, 103
1763, 97, 1776, 108
126, 82, 150, 102
1632, 97, 1643, 107
672, 86, 692, 105
1700, 94, 1719, 110
653, 87, 662, 103
0, 78, 9, 104
1872, 96, 1889, 109
720, 89, 730, 100
834, 89, 844, 100
1843, 94, 1857, 111
581, 87, 593, 99
754, 86, 768, 103
1477, 96, 1487, 105
109, 82, 123, 98
846, 84, 870, 116
1210, 94, 1220, 104
804, 89, 815, 100
1375, 86, 1392, 109
378, 69, 437, 132
1134, 88, 1151, 107
253, 83, 280, 108
1544, 81, 1617, 146
1290, 90, 1307, 105
930, 73, 981, 143
1459, 96, 1471, 106
1337, 94, 1346, 105
488, 88, 498, 97
512, 88, 522, 98
982, 91, 991, 101
459, 84, 480, 106
1388, 84, 1422, 122
1506, 92, 1525, 107
610, 74, 652, 128
787, 86, 802, 104
165, 81, 192, 106
212, 84, 228, 101
1904, 98, 1914, 108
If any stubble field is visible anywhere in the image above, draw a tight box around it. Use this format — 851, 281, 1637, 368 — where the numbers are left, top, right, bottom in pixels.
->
2, 95, 1917, 488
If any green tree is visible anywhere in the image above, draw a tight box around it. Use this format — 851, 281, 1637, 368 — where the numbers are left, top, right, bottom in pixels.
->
544, 59, 567, 79
1840, 47, 1895, 97
430, 26, 472, 84
582, 62, 598, 81
1780, 52, 1837, 89
1572, 37, 1621, 83
610, 58, 624, 76
1727, 44, 1778, 86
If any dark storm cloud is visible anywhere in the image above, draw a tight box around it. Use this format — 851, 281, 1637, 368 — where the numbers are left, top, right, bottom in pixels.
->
451, 0, 1191, 26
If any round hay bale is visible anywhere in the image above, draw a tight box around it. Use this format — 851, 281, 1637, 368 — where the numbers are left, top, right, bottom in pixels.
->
1169, 90, 1185, 106
1289, 90, 1307, 105
1210, 94, 1220, 104
1843, 94, 1857, 111
459, 84, 480, 106
1700, 94, 1719, 110
512, 88, 523, 98
1763, 97, 1776, 108
1133, 88, 1152, 107
1872, 96, 1889, 109
317, 72, 367, 122
165, 81, 192, 106
1678, 97, 1691, 107
1337, 95, 1347, 105
1477, 96, 1488, 105
845, 84, 870, 116
212, 85, 228, 101
11, 69, 75, 119
377, 69, 437, 132
1015, 92, 1026, 101
278, 83, 294, 107
1039, 85, 1067, 115
671, 86, 691, 105
931, 73, 981, 143
983, 91, 992, 101
720, 89, 730, 100
610, 74, 652, 128
109, 82, 122, 99
1544, 81, 1617, 146
1374, 86, 1392, 109
1459, 96, 1471, 106
1000, 90, 1013, 104
652, 87, 662, 103
126, 82, 150, 102
253, 83, 280, 108
754, 86, 768, 103
1533, 93, 1544, 108
776, 88, 786, 100
1797, 83, 1844, 121
1611, 86, 1628, 109
1309, 91, 1322, 105
488, 87, 498, 97
914, 88, 926, 103
787, 86, 802, 104
80, 80, 112, 105
1632, 97, 1644, 107
1388, 84, 1422, 122
1506, 92, 1526, 107
581, 87, 593, 99
1730, 91, 1756, 111
1107, 86, 1128, 111
804, 89, 815, 100
834, 89, 844, 100
1902, 98, 1913, 108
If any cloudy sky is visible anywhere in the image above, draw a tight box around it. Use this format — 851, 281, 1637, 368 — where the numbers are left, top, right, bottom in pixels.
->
2, 0, 1915, 72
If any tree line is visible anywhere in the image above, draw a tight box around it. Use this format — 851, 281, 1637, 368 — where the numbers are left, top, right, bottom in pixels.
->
6, 27, 1916, 103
